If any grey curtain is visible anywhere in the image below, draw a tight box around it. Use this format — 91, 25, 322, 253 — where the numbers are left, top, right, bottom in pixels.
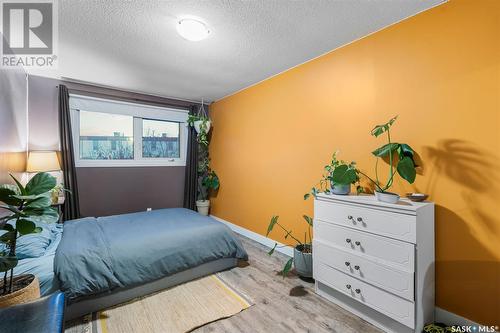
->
58, 85, 81, 220
183, 105, 199, 210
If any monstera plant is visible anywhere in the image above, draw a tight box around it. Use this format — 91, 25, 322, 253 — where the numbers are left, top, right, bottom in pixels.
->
359, 116, 418, 203
266, 214, 313, 279
0, 172, 58, 300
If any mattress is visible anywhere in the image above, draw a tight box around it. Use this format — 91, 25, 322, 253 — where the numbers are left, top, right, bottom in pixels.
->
55, 208, 248, 301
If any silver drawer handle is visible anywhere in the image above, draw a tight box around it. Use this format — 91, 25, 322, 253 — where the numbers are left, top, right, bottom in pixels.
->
345, 261, 350, 266
346, 284, 351, 289
355, 241, 361, 246
345, 238, 351, 243
354, 265, 360, 270
355, 289, 361, 294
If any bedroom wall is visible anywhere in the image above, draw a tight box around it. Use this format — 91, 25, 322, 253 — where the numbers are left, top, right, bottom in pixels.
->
0, 36, 28, 186
27, 75, 190, 216
209, 0, 499, 325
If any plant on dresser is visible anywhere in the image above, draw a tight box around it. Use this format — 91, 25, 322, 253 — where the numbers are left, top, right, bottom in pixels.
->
266, 214, 313, 278
313, 193, 434, 333
358, 116, 419, 203
0, 172, 59, 307
305, 151, 363, 198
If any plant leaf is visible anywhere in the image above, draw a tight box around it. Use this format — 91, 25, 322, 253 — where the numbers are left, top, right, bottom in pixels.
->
23, 207, 59, 218
2, 224, 14, 232
331, 165, 357, 185
10, 174, 26, 195
303, 193, 310, 200
268, 242, 277, 256
25, 193, 52, 209
17, 219, 36, 235
266, 216, 279, 237
398, 143, 414, 158
302, 215, 313, 226
0, 255, 18, 272
282, 258, 294, 278
372, 143, 400, 157
25, 172, 57, 196
397, 156, 416, 184
370, 116, 398, 137
0, 186, 21, 206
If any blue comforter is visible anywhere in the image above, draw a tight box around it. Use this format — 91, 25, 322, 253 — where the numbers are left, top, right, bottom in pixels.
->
54, 208, 247, 300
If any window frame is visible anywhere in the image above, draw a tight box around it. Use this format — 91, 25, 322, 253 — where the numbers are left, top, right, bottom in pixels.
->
70, 94, 189, 168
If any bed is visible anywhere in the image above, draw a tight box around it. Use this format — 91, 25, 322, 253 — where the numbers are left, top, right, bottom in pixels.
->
13, 208, 248, 320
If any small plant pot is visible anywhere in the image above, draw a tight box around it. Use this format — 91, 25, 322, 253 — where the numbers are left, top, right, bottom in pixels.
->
196, 200, 210, 216
330, 182, 351, 195
294, 244, 313, 278
193, 120, 211, 134
375, 190, 400, 204
0, 274, 40, 308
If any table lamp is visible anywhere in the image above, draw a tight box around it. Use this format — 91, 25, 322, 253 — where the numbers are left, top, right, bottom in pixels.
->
26, 151, 61, 173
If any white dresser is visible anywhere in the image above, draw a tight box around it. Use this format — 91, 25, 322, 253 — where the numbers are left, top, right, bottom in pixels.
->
313, 193, 434, 333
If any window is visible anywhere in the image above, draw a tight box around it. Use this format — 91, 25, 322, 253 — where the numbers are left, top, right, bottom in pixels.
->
70, 95, 188, 167
142, 119, 180, 158
79, 111, 134, 160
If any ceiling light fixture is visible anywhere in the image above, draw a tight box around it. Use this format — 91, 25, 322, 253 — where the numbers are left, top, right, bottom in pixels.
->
176, 18, 210, 42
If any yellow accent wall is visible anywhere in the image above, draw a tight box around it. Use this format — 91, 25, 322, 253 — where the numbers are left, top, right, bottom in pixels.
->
209, 0, 499, 324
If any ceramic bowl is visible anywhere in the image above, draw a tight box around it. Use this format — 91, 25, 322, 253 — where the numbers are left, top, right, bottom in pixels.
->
406, 193, 428, 202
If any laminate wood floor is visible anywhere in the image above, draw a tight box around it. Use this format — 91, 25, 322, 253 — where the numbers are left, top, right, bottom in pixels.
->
195, 235, 382, 333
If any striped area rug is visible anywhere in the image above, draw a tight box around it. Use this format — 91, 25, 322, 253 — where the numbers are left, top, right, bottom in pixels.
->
65, 274, 253, 333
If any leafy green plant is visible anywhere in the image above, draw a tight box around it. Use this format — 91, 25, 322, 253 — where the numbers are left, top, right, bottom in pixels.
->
187, 114, 210, 146
358, 116, 418, 192
266, 214, 313, 278
304, 151, 363, 200
188, 112, 219, 202
0, 172, 59, 295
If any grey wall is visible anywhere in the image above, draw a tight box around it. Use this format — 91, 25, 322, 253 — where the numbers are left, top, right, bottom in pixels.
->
0, 33, 28, 217
0, 52, 27, 185
28, 75, 195, 217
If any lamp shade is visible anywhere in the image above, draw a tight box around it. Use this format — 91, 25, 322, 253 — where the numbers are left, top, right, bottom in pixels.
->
26, 151, 61, 172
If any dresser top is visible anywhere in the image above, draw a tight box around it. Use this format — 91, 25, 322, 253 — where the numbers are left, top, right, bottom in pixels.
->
316, 193, 433, 213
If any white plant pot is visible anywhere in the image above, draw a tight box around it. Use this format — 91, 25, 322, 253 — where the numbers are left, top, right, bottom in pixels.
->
196, 200, 210, 216
194, 120, 211, 134
375, 191, 400, 204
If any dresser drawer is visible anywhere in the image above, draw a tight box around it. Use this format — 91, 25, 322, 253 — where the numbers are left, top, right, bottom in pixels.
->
315, 199, 417, 243
314, 261, 415, 328
314, 220, 415, 271
314, 240, 414, 300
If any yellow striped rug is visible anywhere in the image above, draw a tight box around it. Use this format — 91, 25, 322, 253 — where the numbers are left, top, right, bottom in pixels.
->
70, 274, 252, 333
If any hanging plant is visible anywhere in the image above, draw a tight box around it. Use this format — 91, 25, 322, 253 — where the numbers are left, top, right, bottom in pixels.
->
188, 100, 220, 215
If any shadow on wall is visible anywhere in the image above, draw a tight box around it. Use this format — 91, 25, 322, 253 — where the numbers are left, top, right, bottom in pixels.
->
422, 139, 499, 323
423, 139, 500, 245
435, 206, 499, 324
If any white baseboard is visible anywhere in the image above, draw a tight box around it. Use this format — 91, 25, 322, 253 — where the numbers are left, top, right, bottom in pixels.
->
211, 215, 481, 328
211, 215, 294, 257
435, 306, 482, 327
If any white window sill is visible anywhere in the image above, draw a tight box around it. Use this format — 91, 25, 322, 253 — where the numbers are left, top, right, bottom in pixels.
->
75, 159, 186, 168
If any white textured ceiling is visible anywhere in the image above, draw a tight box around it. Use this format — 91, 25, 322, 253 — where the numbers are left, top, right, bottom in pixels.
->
29, 0, 445, 102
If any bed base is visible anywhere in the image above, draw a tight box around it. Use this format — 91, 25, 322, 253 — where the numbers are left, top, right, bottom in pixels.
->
65, 258, 238, 320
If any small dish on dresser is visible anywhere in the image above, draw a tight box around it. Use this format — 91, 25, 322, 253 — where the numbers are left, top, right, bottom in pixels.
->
406, 193, 428, 202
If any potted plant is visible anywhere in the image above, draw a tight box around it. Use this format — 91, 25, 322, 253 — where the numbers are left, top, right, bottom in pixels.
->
358, 116, 418, 203
187, 114, 211, 145
196, 165, 219, 216
305, 151, 363, 199
188, 104, 220, 215
266, 214, 313, 278
0, 172, 59, 307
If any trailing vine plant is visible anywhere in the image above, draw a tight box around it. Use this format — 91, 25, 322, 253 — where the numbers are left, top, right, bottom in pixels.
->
188, 104, 220, 201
